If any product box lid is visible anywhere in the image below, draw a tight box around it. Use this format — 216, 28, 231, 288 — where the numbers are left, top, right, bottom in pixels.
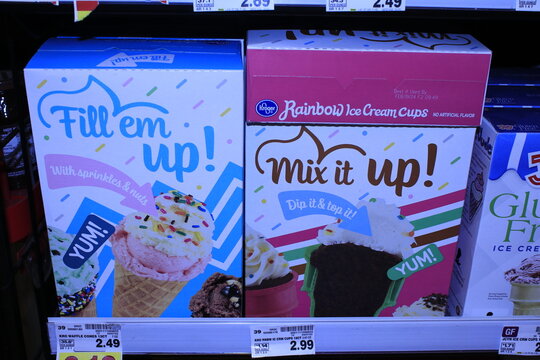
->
484, 108, 540, 133
248, 30, 491, 53
26, 37, 244, 70
485, 85, 540, 108
247, 30, 491, 126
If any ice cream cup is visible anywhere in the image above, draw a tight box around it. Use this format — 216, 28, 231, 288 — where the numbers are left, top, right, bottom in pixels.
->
302, 245, 403, 317
246, 271, 299, 317
509, 283, 540, 315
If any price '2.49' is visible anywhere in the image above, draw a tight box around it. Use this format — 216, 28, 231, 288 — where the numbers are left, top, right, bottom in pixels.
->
96, 338, 120, 348
373, 0, 402, 8
290, 340, 314, 351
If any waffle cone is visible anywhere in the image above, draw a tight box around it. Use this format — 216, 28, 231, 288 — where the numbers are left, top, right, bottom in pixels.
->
71, 299, 97, 317
112, 262, 188, 317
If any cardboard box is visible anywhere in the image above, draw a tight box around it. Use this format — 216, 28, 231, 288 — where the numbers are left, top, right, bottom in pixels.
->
485, 68, 540, 108
24, 37, 244, 317
449, 108, 540, 316
245, 30, 489, 317
247, 30, 491, 126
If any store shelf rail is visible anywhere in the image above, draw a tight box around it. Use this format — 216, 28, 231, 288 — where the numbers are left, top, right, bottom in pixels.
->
48, 316, 540, 354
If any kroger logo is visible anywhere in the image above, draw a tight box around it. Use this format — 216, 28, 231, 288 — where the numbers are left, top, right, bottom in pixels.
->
256, 100, 279, 117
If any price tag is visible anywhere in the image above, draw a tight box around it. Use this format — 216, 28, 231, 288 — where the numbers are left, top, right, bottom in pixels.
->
193, 0, 274, 12
499, 325, 540, 356
516, 0, 540, 11
56, 323, 122, 360
326, 0, 405, 11
250, 324, 315, 358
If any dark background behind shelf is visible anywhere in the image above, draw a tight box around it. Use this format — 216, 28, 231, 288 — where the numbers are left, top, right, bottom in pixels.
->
1, 3, 538, 360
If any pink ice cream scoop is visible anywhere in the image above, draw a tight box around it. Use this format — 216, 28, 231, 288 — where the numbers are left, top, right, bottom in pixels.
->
110, 191, 215, 282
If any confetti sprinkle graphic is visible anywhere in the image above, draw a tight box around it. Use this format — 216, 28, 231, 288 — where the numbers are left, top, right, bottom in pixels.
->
384, 142, 395, 151
328, 129, 340, 138
125, 156, 135, 165
123, 77, 133, 87
254, 185, 264, 193
358, 192, 369, 201
413, 133, 424, 142
271, 223, 282, 231
146, 87, 158, 96
193, 100, 204, 109
95, 144, 105, 152
443, 134, 454, 143
55, 214, 64, 222
438, 182, 449, 190
176, 79, 187, 89
450, 157, 461, 164
60, 194, 70, 202
37, 80, 47, 89
304, 41, 315, 45
254, 215, 264, 222
255, 128, 266, 136
216, 79, 227, 89
220, 108, 231, 117
44, 135, 50, 141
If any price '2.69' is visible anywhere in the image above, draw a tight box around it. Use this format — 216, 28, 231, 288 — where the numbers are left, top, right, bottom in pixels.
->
241, 0, 272, 7
373, 0, 403, 8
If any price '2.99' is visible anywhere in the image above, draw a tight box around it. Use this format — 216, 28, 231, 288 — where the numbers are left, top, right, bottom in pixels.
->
373, 0, 403, 7
241, 0, 271, 7
290, 340, 314, 351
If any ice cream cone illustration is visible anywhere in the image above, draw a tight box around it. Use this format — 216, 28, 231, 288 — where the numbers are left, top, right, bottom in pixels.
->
110, 191, 215, 317
48, 226, 100, 317
468, 172, 484, 220
505, 255, 540, 315
245, 226, 298, 317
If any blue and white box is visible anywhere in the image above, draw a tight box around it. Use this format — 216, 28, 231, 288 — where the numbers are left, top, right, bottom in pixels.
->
24, 37, 244, 317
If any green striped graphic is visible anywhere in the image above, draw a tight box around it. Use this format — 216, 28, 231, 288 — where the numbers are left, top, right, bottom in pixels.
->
410, 208, 463, 231
283, 244, 319, 262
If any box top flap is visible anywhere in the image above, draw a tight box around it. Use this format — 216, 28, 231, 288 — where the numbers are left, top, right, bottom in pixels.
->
26, 37, 244, 70
247, 30, 491, 54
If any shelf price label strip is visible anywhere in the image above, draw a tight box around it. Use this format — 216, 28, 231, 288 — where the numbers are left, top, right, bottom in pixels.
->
500, 325, 540, 356
326, 0, 405, 11
515, 0, 540, 10
193, 0, 274, 12
250, 324, 316, 358
56, 323, 122, 360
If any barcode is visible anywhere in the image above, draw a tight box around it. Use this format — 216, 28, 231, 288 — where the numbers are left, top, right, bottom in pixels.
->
85, 324, 120, 331
280, 325, 314, 332
59, 339, 74, 350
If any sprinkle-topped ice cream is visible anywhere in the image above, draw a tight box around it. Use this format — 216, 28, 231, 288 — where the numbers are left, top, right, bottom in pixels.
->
505, 255, 540, 284
245, 226, 291, 287
316, 199, 415, 257
393, 294, 447, 317
48, 226, 99, 315
111, 191, 215, 282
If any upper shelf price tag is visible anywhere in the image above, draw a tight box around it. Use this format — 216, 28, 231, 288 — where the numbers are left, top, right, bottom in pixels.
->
326, 0, 405, 11
56, 323, 122, 357
515, 0, 540, 11
193, 0, 274, 11
250, 324, 316, 358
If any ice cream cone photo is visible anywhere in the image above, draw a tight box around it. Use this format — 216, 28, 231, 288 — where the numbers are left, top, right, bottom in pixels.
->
110, 191, 215, 317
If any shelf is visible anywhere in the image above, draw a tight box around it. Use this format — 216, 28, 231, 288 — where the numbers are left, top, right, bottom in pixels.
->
3, 0, 518, 10
48, 316, 539, 354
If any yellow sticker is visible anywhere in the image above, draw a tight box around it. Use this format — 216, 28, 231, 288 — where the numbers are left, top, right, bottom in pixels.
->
57, 352, 122, 360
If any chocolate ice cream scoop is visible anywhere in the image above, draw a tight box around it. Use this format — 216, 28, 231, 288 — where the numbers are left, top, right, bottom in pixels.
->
189, 272, 242, 317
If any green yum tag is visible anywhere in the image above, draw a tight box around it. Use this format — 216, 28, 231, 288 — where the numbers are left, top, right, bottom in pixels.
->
387, 244, 444, 281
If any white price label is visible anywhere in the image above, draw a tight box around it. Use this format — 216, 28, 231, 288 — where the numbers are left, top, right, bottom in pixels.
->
327, 0, 405, 11
56, 323, 122, 354
516, 0, 540, 11
500, 325, 540, 356
193, 0, 274, 12
250, 324, 315, 358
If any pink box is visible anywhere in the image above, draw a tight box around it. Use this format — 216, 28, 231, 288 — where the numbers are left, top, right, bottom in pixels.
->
247, 30, 491, 126
245, 30, 490, 318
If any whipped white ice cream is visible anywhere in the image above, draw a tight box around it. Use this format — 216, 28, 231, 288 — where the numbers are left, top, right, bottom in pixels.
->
245, 226, 291, 287
393, 294, 447, 317
316, 199, 415, 257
